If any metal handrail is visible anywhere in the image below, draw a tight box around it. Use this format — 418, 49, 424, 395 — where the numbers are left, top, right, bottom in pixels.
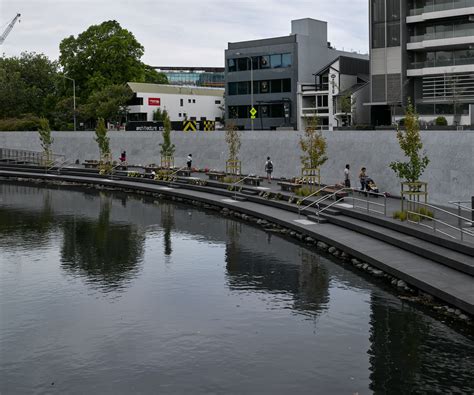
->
297, 184, 337, 206
406, 200, 474, 242
407, 209, 474, 242
298, 187, 352, 217
230, 174, 255, 200
352, 191, 388, 217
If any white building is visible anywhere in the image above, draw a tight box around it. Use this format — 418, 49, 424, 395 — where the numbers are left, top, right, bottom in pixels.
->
298, 56, 370, 131
126, 82, 224, 124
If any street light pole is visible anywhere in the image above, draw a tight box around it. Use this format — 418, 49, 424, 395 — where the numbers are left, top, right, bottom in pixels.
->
63, 75, 76, 131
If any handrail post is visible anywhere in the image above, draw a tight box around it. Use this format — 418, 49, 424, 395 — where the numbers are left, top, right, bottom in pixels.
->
383, 194, 387, 217
366, 194, 369, 213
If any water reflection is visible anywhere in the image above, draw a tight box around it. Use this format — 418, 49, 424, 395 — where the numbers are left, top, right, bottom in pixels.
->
368, 295, 474, 394
225, 220, 330, 316
60, 194, 146, 291
161, 202, 174, 256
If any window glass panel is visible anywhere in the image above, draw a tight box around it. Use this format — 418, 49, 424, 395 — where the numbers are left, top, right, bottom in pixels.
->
282, 79, 291, 92
371, 0, 385, 23
372, 22, 385, 48
260, 81, 269, 93
260, 56, 270, 69
237, 81, 249, 95
271, 79, 282, 93
323, 95, 328, 107
282, 53, 292, 68
270, 104, 284, 118
270, 54, 282, 68
228, 59, 236, 72
386, 0, 400, 21
387, 22, 400, 47
237, 58, 248, 71
252, 56, 259, 70
228, 82, 237, 96
260, 105, 269, 117
237, 106, 248, 119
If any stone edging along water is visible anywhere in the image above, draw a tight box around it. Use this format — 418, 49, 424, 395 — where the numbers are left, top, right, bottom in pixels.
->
1, 171, 472, 325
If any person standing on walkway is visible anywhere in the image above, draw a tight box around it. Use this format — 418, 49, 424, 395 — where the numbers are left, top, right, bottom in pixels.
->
265, 157, 273, 183
359, 167, 367, 191
344, 164, 351, 188
187, 154, 192, 171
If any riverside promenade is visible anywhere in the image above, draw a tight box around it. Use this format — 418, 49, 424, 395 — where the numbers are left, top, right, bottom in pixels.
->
0, 164, 472, 318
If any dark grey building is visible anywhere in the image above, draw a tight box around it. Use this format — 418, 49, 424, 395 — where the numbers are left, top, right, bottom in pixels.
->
225, 18, 368, 130
369, 0, 474, 126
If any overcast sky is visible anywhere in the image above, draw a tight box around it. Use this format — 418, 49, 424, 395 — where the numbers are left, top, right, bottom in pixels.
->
1, 0, 368, 67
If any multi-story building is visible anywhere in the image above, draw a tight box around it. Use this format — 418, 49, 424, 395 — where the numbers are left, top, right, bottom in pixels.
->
298, 56, 370, 130
153, 67, 225, 88
225, 18, 368, 130
369, 0, 474, 126
126, 82, 224, 124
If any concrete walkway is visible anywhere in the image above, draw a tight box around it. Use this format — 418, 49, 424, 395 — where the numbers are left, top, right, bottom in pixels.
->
0, 168, 473, 315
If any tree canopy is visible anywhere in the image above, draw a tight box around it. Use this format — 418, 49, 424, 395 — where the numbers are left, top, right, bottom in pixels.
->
59, 20, 146, 98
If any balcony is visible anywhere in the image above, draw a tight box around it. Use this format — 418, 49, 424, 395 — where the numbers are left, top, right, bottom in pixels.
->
408, 27, 474, 49
407, 1, 474, 23
408, 56, 474, 75
409, 0, 474, 16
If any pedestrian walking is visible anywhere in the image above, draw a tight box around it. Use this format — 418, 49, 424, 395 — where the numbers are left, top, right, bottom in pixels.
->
359, 167, 367, 191
120, 150, 127, 163
265, 156, 273, 183
187, 154, 192, 171
344, 164, 351, 188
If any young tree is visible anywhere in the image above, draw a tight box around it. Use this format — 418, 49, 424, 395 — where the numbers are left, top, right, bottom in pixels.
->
390, 101, 429, 183
160, 110, 175, 169
300, 116, 328, 170
339, 93, 353, 126
38, 117, 54, 165
225, 121, 241, 175
153, 108, 164, 122
94, 118, 111, 173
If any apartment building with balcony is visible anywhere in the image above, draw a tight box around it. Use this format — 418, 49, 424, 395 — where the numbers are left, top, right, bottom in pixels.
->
298, 56, 370, 131
225, 18, 368, 130
369, 0, 474, 126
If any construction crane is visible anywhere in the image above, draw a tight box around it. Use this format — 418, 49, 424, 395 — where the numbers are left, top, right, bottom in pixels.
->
0, 13, 21, 45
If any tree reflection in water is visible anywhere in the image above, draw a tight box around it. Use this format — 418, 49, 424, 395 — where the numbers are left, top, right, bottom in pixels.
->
60, 193, 146, 291
225, 220, 329, 316
161, 202, 175, 257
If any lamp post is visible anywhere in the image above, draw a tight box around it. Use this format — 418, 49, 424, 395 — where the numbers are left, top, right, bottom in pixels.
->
236, 53, 254, 131
63, 75, 76, 131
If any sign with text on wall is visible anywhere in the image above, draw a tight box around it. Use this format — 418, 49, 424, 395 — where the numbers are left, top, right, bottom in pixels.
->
148, 98, 161, 106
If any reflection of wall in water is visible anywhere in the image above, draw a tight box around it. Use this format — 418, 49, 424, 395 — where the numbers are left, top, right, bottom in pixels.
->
224, 218, 330, 315
368, 294, 474, 394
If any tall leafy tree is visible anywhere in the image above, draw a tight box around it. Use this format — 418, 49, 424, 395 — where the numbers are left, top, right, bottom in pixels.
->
59, 20, 145, 98
144, 66, 169, 84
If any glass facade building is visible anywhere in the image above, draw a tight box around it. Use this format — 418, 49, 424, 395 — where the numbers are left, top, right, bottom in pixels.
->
154, 67, 225, 88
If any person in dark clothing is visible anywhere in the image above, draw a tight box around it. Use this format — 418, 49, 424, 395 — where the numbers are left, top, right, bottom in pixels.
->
265, 157, 273, 183
344, 164, 351, 188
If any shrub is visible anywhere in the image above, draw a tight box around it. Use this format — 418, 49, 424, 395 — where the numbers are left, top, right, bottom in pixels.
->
393, 208, 434, 222
295, 186, 314, 197
435, 116, 448, 126
0, 115, 42, 131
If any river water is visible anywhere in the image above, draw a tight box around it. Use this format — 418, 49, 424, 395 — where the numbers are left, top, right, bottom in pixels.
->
0, 182, 472, 394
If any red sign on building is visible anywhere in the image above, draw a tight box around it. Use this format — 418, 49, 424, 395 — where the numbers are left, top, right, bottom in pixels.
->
148, 98, 161, 106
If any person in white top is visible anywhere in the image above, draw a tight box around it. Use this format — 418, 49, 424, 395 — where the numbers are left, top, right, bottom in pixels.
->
344, 164, 351, 188
187, 154, 192, 171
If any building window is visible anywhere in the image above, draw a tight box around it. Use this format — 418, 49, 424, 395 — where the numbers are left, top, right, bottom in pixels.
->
215, 100, 221, 104
260, 56, 270, 69
193, 99, 196, 103
180, 98, 184, 106
188, 99, 192, 103
282, 79, 291, 92
127, 95, 143, 106
179, 113, 182, 117
270, 54, 282, 68
371, 0, 385, 23
237, 81, 249, 95
282, 53, 292, 68
271, 79, 282, 93
372, 22, 385, 48
228, 82, 237, 96
260, 81, 269, 93
386, 0, 400, 22
387, 22, 400, 47
237, 58, 249, 71
228, 58, 236, 72
128, 113, 147, 122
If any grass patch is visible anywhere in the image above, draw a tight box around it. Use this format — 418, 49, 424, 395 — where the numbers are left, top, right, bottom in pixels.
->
393, 208, 434, 222
295, 186, 316, 197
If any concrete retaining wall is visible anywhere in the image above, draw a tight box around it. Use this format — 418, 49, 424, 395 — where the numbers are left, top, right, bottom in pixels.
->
1, 130, 473, 205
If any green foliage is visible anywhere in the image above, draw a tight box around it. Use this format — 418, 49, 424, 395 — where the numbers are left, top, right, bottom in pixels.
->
160, 110, 175, 157
225, 121, 241, 161
79, 84, 133, 123
435, 116, 448, 126
59, 20, 145, 98
393, 208, 434, 222
94, 118, 110, 156
0, 52, 60, 119
153, 108, 164, 122
295, 186, 313, 197
144, 66, 169, 84
339, 93, 354, 125
0, 115, 42, 131
38, 118, 53, 151
300, 116, 327, 169
389, 101, 430, 183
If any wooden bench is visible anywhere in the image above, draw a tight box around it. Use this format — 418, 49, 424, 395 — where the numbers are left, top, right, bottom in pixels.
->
206, 172, 226, 182
243, 176, 262, 187
278, 181, 303, 192
176, 169, 192, 177
83, 160, 99, 169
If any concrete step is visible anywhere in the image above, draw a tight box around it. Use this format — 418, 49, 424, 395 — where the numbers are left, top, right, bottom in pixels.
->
324, 213, 474, 277
241, 189, 260, 196
235, 196, 248, 202
306, 215, 329, 224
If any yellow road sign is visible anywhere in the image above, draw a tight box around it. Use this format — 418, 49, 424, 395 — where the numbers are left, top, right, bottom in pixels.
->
183, 120, 197, 132
250, 107, 257, 117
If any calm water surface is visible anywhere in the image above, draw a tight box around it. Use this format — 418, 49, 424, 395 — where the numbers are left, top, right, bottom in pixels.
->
0, 182, 473, 394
